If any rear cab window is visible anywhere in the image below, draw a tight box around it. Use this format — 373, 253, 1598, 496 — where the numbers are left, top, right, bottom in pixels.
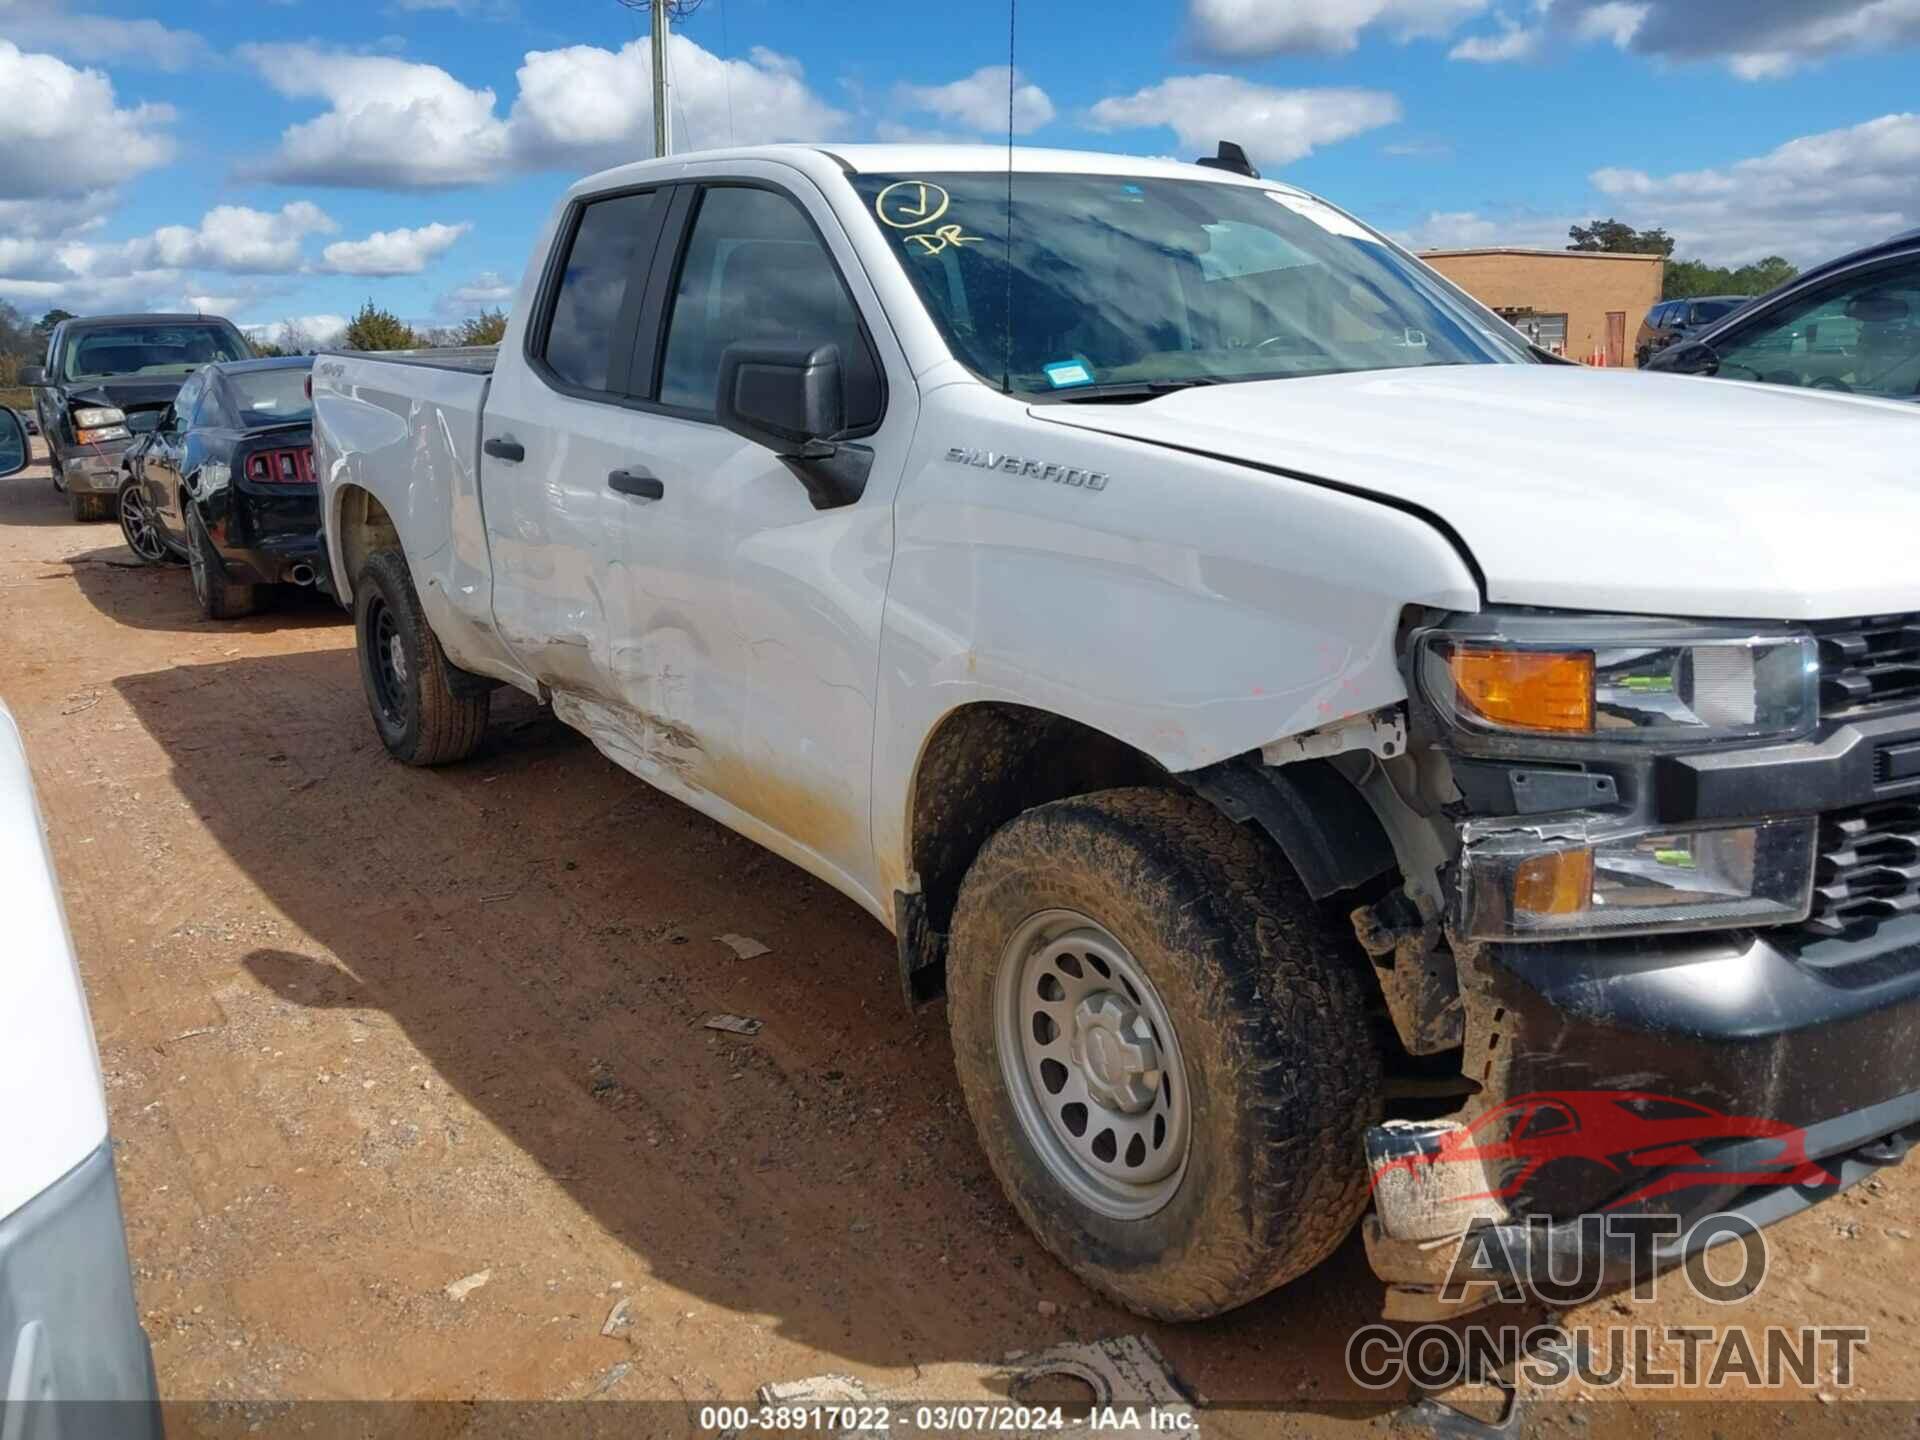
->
535, 190, 665, 396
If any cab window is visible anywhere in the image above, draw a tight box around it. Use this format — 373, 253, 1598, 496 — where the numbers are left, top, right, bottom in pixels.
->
656, 185, 882, 429
538, 190, 663, 395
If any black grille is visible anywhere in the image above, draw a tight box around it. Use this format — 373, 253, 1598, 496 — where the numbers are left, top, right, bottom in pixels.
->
1816, 615, 1920, 718
1805, 799, 1920, 941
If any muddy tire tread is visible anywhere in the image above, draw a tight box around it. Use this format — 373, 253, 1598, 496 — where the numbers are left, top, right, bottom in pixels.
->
946, 786, 1382, 1321
356, 548, 490, 766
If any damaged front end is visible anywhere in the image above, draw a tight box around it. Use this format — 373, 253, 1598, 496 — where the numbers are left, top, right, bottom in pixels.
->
1343, 607, 1920, 1319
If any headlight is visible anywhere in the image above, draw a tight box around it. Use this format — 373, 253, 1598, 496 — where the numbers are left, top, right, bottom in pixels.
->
72, 406, 125, 428
1459, 817, 1817, 941
1416, 615, 1819, 745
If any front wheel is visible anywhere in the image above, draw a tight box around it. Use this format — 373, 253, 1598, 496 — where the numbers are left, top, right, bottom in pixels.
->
353, 549, 490, 766
946, 788, 1383, 1320
69, 486, 113, 522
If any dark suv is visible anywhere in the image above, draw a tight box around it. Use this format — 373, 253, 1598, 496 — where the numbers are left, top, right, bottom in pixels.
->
23, 313, 253, 521
1647, 230, 1920, 403
1633, 295, 1747, 368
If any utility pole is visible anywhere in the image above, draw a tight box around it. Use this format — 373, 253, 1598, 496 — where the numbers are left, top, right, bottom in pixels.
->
651, 0, 671, 158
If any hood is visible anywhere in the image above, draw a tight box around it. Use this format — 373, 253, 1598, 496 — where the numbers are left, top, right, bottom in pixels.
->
1035, 365, 1920, 621
64, 377, 188, 415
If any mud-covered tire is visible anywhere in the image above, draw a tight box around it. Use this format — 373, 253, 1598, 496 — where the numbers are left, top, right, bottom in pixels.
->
354, 548, 490, 766
186, 506, 257, 619
68, 486, 113, 522
947, 787, 1382, 1320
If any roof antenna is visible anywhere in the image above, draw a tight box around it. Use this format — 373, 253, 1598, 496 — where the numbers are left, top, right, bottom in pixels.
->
1002, 0, 1016, 394
1195, 140, 1259, 179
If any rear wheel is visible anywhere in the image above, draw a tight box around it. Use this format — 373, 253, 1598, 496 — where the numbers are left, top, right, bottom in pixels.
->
353, 549, 490, 766
946, 787, 1382, 1320
117, 477, 167, 564
186, 506, 257, 619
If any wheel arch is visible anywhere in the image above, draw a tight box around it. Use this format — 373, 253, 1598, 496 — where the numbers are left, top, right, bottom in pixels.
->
895, 699, 1399, 1006
329, 483, 403, 607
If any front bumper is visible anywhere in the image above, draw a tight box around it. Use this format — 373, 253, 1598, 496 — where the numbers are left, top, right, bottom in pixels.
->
56, 442, 130, 494
0, 1140, 162, 1437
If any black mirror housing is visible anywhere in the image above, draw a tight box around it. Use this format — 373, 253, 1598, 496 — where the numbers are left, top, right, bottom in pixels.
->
0, 408, 28, 479
716, 341, 845, 454
1649, 340, 1718, 376
714, 340, 873, 511
19, 366, 45, 387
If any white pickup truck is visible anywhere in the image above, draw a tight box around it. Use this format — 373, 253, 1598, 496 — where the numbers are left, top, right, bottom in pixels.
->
313, 143, 1920, 1321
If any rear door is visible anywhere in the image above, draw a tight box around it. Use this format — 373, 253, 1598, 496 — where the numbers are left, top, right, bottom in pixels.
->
480, 185, 674, 692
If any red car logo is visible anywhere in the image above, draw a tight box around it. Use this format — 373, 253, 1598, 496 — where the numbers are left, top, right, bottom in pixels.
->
1372, 1090, 1837, 1210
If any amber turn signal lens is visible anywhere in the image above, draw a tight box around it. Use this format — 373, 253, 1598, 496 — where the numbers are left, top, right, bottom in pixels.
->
1511, 849, 1594, 918
1450, 647, 1594, 733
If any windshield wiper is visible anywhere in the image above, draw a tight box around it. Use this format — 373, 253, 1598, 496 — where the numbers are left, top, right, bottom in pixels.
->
1049, 377, 1230, 404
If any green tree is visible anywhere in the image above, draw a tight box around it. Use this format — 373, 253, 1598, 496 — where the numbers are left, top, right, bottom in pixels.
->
1662, 254, 1798, 301
33, 308, 75, 336
454, 308, 508, 346
1568, 218, 1675, 257
342, 300, 417, 352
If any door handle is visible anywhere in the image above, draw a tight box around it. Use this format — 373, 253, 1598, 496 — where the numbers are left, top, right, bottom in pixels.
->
483, 436, 524, 462
608, 467, 664, 500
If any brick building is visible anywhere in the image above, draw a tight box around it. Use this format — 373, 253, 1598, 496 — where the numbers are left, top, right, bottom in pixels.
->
1418, 247, 1666, 365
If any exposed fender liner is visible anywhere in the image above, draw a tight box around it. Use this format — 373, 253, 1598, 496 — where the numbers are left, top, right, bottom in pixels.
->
895, 889, 946, 1008
1184, 755, 1397, 899
1051, 429, 1488, 603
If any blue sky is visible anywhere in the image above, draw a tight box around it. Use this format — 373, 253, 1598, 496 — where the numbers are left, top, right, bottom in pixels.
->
3, 0, 1917, 344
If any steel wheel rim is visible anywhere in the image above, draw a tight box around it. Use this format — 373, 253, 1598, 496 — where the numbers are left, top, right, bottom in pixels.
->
367, 598, 407, 727
994, 908, 1191, 1220
120, 489, 164, 561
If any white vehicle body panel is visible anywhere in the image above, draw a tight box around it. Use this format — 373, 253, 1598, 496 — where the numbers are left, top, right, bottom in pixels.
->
0, 703, 110, 1221
311, 141, 1920, 934
1038, 364, 1920, 621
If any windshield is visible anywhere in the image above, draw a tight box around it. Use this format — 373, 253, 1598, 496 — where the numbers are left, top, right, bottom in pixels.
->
851, 172, 1529, 395
227, 366, 313, 426
60, 323, 251, 381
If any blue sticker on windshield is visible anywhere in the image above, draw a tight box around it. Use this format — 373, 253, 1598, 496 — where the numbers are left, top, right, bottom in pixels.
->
1044, 360, 1094, 388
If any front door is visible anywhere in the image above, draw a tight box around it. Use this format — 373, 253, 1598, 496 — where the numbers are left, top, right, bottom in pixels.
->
587, 167, 918, 910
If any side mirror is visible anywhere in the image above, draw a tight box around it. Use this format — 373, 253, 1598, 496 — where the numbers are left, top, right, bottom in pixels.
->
715, 341, 872, 511
19, 366, 45, 387
0, 408, 27, 479
716, 341, 844, 454
1650, 340, 1719, 376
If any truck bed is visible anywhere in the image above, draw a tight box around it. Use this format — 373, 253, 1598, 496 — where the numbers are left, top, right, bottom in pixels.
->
316, 345, 497, 374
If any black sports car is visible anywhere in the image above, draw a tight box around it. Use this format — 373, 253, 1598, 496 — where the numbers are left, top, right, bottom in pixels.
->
116, 356, 323, 620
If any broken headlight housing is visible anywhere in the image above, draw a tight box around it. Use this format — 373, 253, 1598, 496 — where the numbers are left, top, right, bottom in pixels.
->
1415, 615, 1819, 747
1458, 817, 1817, 940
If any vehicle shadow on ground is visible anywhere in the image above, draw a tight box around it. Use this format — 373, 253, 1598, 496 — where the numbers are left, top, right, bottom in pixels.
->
62, 542, 346, 633
0, 469, 102, 528
113, 646, 1396, 1408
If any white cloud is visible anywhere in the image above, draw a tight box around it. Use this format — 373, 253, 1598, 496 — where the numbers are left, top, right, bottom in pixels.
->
1590, 111, 1920, 262
1087, 77, 1401, 167
0, 41, 175, 199
0, 2, 210, 71
893, 67, 1054, 135
435, 270, 515, 318
1187, 0, 1489, 55
236, 46, 510, 187
506, 36, 846, 166
243, 315, 348, 351
184, 294, 242, 315
240, 34, 845, 189
319, 222, 471, 276
1553, 0, 1920, 77
0, 203, 336, 314
1449, 17, 1545, 60
0, 190, 115, 240
1397, 209, 1578, 250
